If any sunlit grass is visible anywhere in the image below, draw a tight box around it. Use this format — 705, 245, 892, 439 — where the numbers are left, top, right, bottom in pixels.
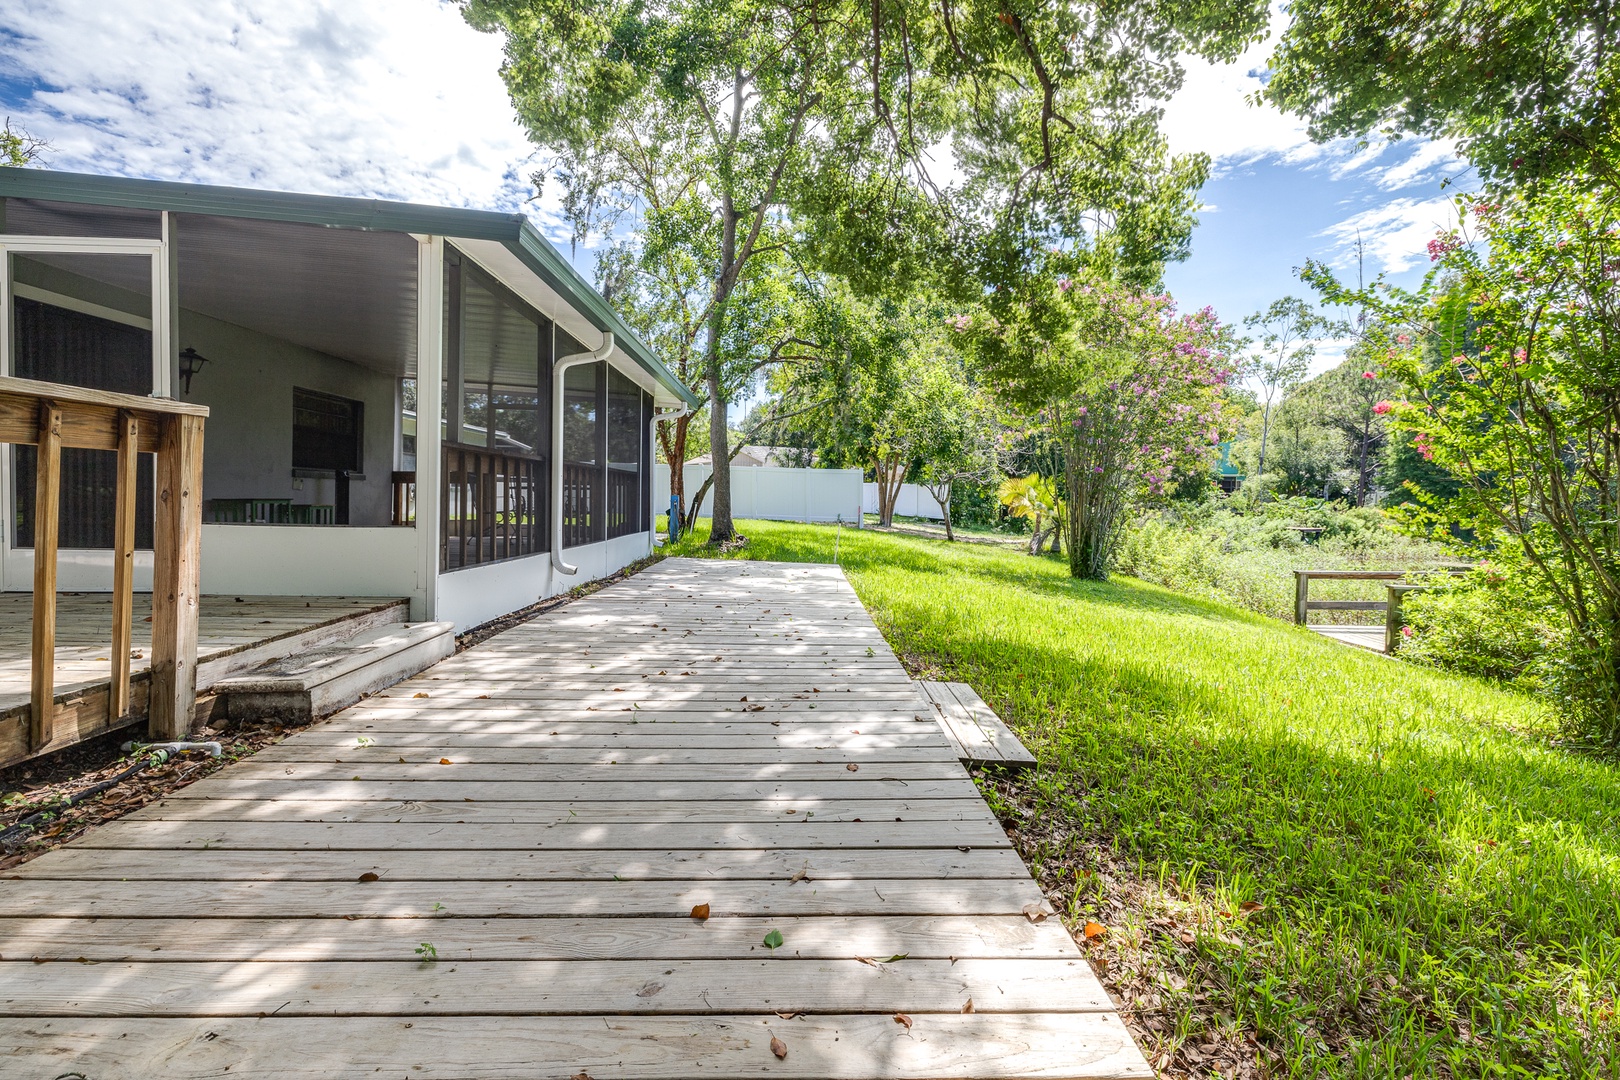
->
668, 519, 1619, 1077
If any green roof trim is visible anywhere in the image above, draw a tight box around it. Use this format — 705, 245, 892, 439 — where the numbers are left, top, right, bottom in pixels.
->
0, 169, 700, 408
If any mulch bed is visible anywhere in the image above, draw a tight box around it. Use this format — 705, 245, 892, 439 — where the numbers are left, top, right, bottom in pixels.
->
0, 720, 292, 872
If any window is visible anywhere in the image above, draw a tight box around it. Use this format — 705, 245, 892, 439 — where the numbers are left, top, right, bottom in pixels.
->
293, 388, 363, 474
607, 367, 644, 538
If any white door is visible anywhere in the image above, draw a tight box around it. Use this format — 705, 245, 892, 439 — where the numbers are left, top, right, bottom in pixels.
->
0, 231, 172, 592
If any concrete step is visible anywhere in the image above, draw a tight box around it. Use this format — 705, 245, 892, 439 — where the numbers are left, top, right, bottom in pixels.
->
213, 622, 455, 723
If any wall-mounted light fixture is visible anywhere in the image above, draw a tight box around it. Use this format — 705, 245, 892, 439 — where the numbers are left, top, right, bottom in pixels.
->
178, 347, 210, 394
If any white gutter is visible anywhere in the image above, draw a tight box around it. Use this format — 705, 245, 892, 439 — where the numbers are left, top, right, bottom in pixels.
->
551, 331, 615, 575
649, 404, 691, 548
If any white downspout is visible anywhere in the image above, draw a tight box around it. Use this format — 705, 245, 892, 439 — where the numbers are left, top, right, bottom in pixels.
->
551, 332, 615, 575
649, 405, 690, 551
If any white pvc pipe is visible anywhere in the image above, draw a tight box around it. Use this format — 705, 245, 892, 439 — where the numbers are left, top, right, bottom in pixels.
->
551, 332, 615, 575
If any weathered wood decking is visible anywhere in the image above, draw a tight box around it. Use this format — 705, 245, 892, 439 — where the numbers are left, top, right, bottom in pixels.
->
0, 558, 1146, 1078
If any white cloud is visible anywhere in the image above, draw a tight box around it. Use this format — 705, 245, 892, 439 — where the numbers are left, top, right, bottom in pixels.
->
1161, 49, 1320, 169
1318, 196, 1459, 274
1368, 139, 1465, 191
0, 0, 564, 234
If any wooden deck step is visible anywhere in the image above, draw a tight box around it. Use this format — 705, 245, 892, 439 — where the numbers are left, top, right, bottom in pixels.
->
917, 681, 1036, 769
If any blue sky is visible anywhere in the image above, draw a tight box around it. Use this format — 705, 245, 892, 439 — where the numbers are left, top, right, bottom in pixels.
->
0, 0, 1473, 378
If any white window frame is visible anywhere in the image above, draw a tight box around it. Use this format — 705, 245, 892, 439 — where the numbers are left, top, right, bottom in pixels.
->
0, 218, 174, 592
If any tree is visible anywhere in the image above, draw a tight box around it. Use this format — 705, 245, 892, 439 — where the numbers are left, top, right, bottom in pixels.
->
959, 277, 1237, 578
465, 0, 958, 545
1305, 354, 1393, 506
1265, 0, 1620, 189
1303, 181, 1620, 742
1240, 297, 1345, 486
997, 473, 1062, 555
907, 362, 999, 541
1, 118, 47, 167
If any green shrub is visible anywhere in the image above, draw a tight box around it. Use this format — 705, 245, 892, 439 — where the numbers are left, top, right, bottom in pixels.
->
1397, 572, 1563, 691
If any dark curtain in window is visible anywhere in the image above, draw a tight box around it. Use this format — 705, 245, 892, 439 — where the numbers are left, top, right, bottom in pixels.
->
12, 297, 155, 549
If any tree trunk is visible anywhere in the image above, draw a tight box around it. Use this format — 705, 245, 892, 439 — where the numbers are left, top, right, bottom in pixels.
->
928, 483, 954, 541
705, 368, 734, 543
660, 414, 692, 531
1256, 399, 1273, 484
874, 456, 907, 528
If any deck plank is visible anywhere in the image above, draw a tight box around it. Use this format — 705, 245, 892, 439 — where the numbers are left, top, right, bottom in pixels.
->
0, 557, 1145, 1077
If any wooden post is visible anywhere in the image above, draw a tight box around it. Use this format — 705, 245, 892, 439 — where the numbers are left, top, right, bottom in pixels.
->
29, 402, 63, 750
109, 411, 139, 722
1293, 571, 1311, 626
149, 412, 205, 740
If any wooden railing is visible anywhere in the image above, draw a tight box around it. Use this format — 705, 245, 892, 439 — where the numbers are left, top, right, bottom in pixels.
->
1293, 568, 1470, 653
0, 376, 208, 759
606, 466, 640, 540
440, 443, 544, 571
391, 470, 416, 526
562, 461, 595, 549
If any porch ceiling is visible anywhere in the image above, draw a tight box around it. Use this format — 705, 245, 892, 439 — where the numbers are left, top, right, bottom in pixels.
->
6, 199, 419, 377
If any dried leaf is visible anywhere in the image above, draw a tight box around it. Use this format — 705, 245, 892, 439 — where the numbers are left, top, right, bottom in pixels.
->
893, 1012, 913, 1030
854, 956, 878, 967
1082, 921, 1107, 942
845, 763, 859, 772
1021, 901, 1049, 923
413, 692, 430, 699
788, 869, 812, 884
690, 903, 711, 921
770, 1036, 788, 1059
572, 1072, 594, 1080
1239, 900, 1264, 913
635, 981, 664, 998
357, 872, 380, 883
439, 758, 452, 765
774, 1010, 803, 1020
961, 998, 975, 1013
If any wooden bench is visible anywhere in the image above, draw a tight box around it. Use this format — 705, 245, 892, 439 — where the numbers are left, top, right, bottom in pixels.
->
917, 680, 1036, 769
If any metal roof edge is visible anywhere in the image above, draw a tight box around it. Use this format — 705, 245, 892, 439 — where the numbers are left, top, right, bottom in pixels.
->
506, 225, 699, 409
0, 168, 698, 407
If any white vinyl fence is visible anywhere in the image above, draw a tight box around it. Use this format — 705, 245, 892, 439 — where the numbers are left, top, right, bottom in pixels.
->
862, 482, 947, 520
655, 464, 864, 525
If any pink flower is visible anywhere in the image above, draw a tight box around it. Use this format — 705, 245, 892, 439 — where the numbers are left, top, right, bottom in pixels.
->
1362, 371, 1376, 379
1396, 334, 1412, 345
1401, 625, 1413, 638
1373, 401, 1393, 415
1513, 349, 1527, 363
1057, 278, 1073, 293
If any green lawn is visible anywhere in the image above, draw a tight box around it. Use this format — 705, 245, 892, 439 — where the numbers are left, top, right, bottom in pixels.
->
667, 520, 1618, 1078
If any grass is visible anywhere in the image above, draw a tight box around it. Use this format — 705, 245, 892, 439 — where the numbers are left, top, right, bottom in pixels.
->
667, 519, 1618, 1078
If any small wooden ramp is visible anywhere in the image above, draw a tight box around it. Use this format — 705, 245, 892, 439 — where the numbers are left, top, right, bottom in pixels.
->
917, 680, 1037, 770
0, 558, 1140, 1079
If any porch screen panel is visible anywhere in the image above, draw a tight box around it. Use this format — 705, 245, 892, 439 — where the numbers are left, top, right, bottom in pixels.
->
562, 362, 600, 548
440, 256, 549, 570
12, 295, 155, 549
606, 368, 643, 539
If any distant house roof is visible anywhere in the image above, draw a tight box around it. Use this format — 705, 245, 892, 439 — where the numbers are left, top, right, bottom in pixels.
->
688, 445, 810, 468
0, 168, 700, 409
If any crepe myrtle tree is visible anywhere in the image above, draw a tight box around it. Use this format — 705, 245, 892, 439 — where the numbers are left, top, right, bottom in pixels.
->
1302, 181, 1620, 741
953, 276, 1237, 578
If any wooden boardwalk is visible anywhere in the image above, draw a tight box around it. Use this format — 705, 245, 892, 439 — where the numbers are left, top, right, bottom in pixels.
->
0, 558, 1147, 1079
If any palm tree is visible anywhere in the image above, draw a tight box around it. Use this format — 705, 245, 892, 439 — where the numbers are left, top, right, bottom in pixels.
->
997, 474, 1063, 555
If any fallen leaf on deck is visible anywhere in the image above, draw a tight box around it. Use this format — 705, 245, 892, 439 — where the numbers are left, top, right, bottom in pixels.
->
961, 998, 975, 1013
880, 953, 909, 963
893, 1013, 913, 1030
763, 929, 784, 949
1021, 902, 1049, 923
846, 763, 859, 772
413, 692, 429, 699
854, 956, 877, 967
770, 1036, 788, 1059
439, 758, 452, 765
789, 869, 812, 884
357, 872, 380, 883
774, 1010, 803, 1020
690, 903, 710, 920
635, 982, 664, 998
572, 1072, 594, 1080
